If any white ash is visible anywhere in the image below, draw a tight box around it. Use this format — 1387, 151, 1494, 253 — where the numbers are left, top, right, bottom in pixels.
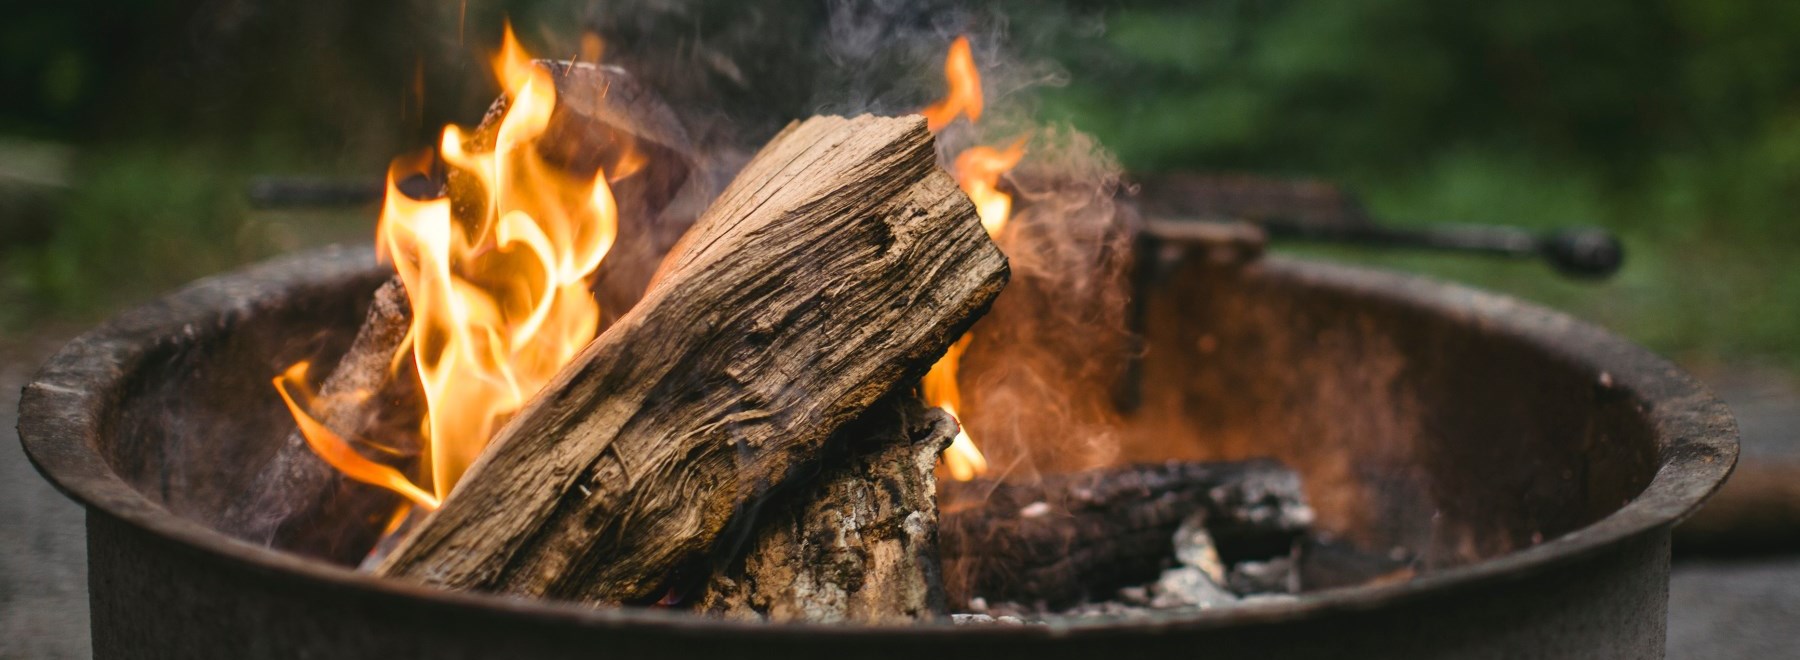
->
1172, 513, 1227, 584
950, 613, 1029, 626
1228, 556, 1301, 595
954, 516, 1308, 623
1147, 566, 1240, 609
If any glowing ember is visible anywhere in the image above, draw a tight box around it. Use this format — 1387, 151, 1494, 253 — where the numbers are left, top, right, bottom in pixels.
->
920, 35, 1025, 481
279, 24, 619, 507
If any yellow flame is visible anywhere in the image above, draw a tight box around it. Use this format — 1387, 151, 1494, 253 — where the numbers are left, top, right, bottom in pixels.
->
273, 362, 441, 510
282, 23, 619, 506
920, 35, 1025, 481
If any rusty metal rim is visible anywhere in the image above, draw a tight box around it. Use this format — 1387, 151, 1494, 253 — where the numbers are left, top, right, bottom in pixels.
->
18, 244, 1737, 639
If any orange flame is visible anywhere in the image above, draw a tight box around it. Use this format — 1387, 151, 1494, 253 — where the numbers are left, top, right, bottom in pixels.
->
920, 35, 1024, 481
282, 24, 619, 507
273, 362, 441, 510
921, 36, 982, 132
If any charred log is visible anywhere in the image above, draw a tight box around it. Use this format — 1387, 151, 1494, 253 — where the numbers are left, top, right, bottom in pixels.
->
938, 459, 1313, 608
376, 114, 1009, 605
219, 278, 422, 564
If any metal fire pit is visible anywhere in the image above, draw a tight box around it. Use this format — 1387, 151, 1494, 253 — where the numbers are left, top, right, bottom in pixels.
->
20, 243, 1735, 659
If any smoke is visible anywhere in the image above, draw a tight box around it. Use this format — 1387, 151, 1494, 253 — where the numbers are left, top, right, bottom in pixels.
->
564, 0, 1138, 483
958, 125, 1134, 481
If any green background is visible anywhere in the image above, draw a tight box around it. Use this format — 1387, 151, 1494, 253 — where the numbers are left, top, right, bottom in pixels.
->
2, 0, 1795, 370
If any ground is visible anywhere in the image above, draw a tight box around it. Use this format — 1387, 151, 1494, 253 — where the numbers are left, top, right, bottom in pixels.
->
1, 330, 1797, 658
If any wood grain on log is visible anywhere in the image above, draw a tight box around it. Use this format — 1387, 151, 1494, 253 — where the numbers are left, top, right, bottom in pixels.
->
377, 114, 1008, 605
696, 396, 954, 623
219, 279, 422, 564
938, 459, 1312, 608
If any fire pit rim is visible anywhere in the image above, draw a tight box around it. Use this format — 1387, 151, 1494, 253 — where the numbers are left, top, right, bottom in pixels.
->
18, 243, 1737, 636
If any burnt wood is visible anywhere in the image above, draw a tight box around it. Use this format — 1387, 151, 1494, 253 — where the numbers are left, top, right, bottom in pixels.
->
696, 396, 953, 623
376, 114, 1009, 605
218, 278, 422, 564
938, 459, 1312, 608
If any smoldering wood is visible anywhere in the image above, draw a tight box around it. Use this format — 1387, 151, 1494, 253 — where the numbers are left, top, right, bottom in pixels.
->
218, 278, 422, 564
460, 60, 702, 324
377, 114, 1009, 605
938, 458, 1313, 608
695, 396, 954, 623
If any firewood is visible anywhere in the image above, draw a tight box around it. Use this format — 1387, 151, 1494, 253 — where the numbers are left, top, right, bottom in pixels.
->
224, 64, 695, 564
695, 395, 954, 623
938, 459, 1313, 608
376, 114, 1009, 605
220, 279, 422, 564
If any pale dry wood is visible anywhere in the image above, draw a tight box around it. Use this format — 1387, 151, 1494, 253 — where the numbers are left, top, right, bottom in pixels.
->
220, 278, 423, 564
377, 114, 1008, 605
696, 395, 953, 623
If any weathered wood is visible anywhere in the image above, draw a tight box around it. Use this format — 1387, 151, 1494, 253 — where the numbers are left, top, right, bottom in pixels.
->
376, 114, 1009, 605
219, 278, 423, 564
938, 459, 1313, 608
696, 395, 954, 623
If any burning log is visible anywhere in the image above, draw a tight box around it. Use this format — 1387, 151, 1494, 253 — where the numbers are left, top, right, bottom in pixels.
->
224, 61, 700, 565
219, 279, 422, 564
695, 396, 954, 623
938, 459, 1313, 608
375, 114, 1009, 605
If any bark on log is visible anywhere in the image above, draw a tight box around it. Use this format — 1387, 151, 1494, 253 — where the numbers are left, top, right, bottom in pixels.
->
219, 278, 423, 564
695, 396, 954, 623
376, 114, 1009, 605
938, 459, 1313, 608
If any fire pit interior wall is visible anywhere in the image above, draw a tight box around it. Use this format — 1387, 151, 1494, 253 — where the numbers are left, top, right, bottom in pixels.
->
99, 258, 395, 533
92, 245, 1655, 578
1122, 257, 1658, 569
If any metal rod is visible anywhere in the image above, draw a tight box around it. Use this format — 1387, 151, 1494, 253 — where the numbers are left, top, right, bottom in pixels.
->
1144, 216, 1624, 279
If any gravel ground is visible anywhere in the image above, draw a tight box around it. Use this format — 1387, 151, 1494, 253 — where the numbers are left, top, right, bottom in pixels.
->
1, 331, 91, 660
2, 331, 1796, 658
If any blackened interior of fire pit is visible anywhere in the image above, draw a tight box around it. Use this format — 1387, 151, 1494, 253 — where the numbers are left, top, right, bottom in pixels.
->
86, 248, 1657, 613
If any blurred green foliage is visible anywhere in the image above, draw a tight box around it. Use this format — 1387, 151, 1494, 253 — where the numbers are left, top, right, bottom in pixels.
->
1035, 0, 1800, 367
1, 0, 1795, 368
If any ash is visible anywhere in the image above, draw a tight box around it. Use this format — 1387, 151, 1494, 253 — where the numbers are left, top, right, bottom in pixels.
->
954, 499, 1413, 625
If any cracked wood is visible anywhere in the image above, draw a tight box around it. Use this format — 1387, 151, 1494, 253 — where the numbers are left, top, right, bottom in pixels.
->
375, 114, 1008, 605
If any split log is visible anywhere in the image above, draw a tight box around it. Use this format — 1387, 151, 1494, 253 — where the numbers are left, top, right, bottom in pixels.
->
938, 459, 1313, 608
219, 279, 423, 564
695, 396, 954, 623
376, 114, 1009, 605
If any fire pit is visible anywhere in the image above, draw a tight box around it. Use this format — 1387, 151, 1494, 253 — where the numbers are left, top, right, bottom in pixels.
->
20, 238, 1734, 658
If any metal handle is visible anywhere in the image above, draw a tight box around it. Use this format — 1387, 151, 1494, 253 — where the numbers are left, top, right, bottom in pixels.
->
1257, 219, 1624, 279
